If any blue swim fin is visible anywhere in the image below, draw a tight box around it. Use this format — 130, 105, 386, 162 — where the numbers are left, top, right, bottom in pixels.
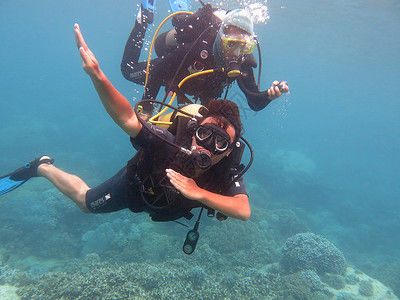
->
168, 0, 190, 12
0, 166, 32, 196
142, 0, 156, 14
0, 156, 54, 196
0, 175, 26, 196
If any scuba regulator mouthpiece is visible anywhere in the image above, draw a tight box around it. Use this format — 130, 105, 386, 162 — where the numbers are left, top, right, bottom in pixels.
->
226, 60, 242, 78
190, 146, 212, 170
227, 69, 242, 78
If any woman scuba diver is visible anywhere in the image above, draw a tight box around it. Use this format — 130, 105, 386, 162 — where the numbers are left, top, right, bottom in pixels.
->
121, 2, 289, 117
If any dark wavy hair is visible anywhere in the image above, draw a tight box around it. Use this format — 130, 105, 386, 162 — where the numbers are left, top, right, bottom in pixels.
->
205, 99, 243, 143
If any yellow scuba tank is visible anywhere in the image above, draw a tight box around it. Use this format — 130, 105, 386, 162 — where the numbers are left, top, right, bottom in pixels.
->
155, 104, 207, 129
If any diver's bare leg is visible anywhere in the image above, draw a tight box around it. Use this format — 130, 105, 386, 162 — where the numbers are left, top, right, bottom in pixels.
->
38, 161, 90, 213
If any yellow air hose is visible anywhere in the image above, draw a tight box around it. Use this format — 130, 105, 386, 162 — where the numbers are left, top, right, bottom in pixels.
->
144, 11, 194, 89
143, 12, 242, 126
149, 69, 217, 125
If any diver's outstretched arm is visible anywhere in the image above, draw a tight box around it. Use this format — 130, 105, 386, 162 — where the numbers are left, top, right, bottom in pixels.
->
73, 23, 142, 138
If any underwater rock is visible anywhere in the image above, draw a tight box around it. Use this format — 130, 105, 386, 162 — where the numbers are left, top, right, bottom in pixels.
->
277, 270, 332, 299
360, 261, 400, 298
358, 280, 374, 296
335, 290, 356, 300
274, 266, 399, 300
280, 232, 347, 275
345, 273, 359, 285
324, 267, 398, 300
320, 273, 346, 290
0, 285, 19, 300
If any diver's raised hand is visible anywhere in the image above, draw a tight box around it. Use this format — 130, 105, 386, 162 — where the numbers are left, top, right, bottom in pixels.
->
166, 169, 203, 201
267, 80, 289, 100
74, 23, 101, 78
166, 168, 251, 221
72, 23, 142, 138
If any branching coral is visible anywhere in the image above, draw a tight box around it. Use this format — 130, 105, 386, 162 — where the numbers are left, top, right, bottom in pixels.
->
280, 232, 346, 275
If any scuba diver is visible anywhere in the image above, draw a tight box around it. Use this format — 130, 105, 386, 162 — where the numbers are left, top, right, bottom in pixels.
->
0, 24, 251, 254
121, 1, 289, 117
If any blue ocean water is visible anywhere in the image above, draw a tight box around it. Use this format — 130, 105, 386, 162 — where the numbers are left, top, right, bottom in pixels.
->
0, 0, 399, 297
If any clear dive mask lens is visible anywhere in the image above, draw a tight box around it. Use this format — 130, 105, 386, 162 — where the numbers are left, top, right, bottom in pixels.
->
195, 124, 231, 154
221, 33, 255, 55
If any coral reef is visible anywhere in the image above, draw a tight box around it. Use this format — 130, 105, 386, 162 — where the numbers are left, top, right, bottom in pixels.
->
280, 232, 347, 275
0, 185, 398, 299
7, 260, 279, 300
277, 270, 331, 300
1, 246, 397, 300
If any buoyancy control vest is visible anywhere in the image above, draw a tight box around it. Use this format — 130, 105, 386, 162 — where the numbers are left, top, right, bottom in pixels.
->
125, 114, 245, 222
172, 4, 221, 45
153, 4, 237, 104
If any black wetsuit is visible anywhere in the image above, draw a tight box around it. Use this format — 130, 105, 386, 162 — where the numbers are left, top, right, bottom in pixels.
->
121, 5, 272, 112
85, 121, 247, 222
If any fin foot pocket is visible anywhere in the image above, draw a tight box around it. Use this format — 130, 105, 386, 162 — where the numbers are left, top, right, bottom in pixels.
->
29, 155, 55, 177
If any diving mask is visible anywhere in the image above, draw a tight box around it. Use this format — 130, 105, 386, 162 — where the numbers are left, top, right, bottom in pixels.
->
221, 32, 256, 56
195, 123, 231, 155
